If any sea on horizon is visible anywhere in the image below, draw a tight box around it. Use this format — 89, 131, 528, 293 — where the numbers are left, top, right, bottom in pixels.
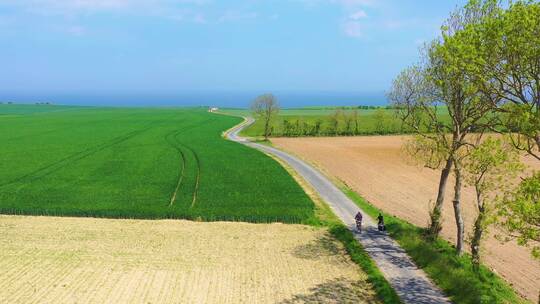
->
0, 91, 388, 108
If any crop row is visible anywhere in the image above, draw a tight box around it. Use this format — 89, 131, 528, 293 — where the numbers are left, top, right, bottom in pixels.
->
0, 106, 316, 223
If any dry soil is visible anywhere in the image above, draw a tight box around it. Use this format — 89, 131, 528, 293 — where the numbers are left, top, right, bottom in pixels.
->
272, 135, 540, 302
0, 215, 380, 304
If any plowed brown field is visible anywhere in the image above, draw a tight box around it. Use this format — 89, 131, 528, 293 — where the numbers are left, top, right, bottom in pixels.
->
0, 215, 380, 304
272, 136, 540, 302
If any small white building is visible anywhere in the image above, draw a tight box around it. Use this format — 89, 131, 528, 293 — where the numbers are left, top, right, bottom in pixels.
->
209, 107, 219, 112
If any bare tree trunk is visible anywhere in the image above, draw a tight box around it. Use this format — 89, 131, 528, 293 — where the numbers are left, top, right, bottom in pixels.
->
428, 157, 454, 238
452, 165, 465, 255
264, 116, 270, 140
471, 209, 484, 270
471, 186, 486, 270
535, 132, 540, 152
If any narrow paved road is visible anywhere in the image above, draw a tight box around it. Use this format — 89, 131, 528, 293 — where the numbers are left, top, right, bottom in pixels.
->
226, 117, 452, 304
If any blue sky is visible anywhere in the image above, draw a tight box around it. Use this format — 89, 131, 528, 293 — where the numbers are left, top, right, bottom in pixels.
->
0, 0, 466, 104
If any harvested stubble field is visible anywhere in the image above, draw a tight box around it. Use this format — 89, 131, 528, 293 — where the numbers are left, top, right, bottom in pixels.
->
0, 215, 380, 304
0, 105, 314, 223
272, 135, 540, 302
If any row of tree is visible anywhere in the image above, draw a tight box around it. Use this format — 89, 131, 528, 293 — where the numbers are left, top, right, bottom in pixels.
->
388, 0, 539, 276
281, 108, 397, 136
250, 100, 400, 137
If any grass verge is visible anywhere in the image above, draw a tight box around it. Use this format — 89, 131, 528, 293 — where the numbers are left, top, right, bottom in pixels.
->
341, 185, 527, 304
313, 199, 402, 303
327, 224, 403, 303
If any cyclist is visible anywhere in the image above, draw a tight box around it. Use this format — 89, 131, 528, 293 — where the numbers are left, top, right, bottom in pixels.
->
355, 211, 363, 232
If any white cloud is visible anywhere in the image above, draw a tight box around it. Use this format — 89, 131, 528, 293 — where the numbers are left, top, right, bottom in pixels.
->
218, 10, 258, 23
298, 0, 375, 9
342, 9, 367, 38
298, 0, 374, 38
332, 0, 374, 8
1, 0, 270, 26
349, 9, 367, 20
3, 0, 210, 16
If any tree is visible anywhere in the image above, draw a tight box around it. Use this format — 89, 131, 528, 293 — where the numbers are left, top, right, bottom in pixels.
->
373, 108, 387, 134
462, 137, 524, 270
389, 65, 456, 240
251, 94, 280, 140
314, 118, 323, 135
389, 0, 500, 253
352, 109, 360, 134
329, 109, 343, 135
499, 172, 540, 259
302, 120, 310, 136
294, 119, 301, 136
474, 0, 540, 272
344, 112, 354, 135
479, 1, 540, 160
282, 119, 292, 136
427, 0, 501, 253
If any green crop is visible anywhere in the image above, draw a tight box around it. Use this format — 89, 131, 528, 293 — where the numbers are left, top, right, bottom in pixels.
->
0, 104, 315, 223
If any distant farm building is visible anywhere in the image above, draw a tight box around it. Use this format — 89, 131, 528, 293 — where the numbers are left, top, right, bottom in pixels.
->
209, 107, 219, 112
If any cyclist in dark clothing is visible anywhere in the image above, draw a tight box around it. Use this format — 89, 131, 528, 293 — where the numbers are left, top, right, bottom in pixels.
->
355, 211, 363, 232
377, 213, 385, 231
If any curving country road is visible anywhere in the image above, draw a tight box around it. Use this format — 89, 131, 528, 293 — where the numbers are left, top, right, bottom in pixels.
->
226, 116, 452, 304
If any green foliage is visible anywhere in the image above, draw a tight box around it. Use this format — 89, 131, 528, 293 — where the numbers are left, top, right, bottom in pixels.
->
342, 186, 526, 304
390, 0, 507, 249
403, 134, 452, 170
477, 0, 540, 158
251, 94, 280, 139
504, 103, 540, 159
499, 172, 540, 259
0, 105, 315, 223
464, 137, 524, 198
220, 107, 444, 137
463, 137, 524, 268
373, 108, 387, 134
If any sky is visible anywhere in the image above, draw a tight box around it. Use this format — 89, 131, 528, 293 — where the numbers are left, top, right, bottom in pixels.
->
0, 0, 467, 106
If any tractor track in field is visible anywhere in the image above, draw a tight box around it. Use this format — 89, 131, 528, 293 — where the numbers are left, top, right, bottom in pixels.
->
2, 114, 142, 143
2, 111, 208, 208
164, 117, 214, 207
0, 120, 161, 189
185, 145, 201, 208
2, 111, 150, 143
164, 130, 186, 206
4, 128, 68, 143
